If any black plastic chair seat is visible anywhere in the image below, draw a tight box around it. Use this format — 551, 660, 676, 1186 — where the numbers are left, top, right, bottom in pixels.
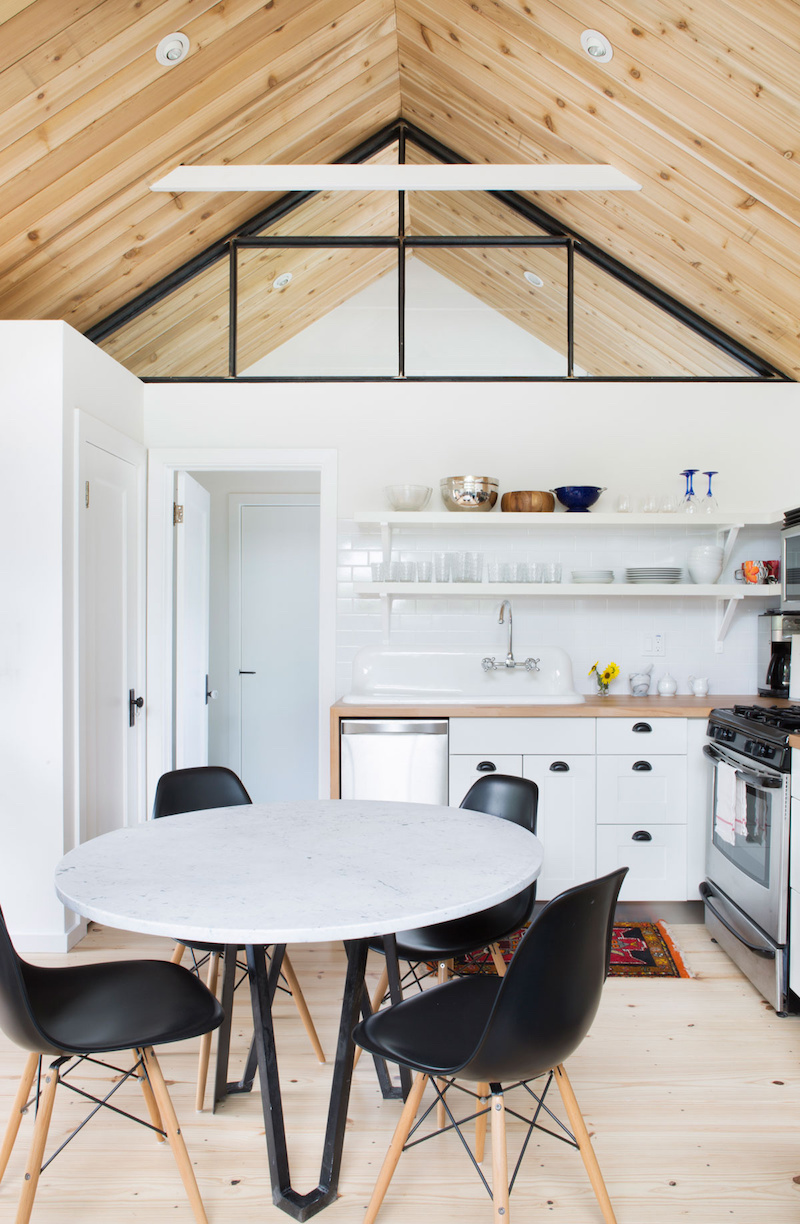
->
355, 975, 500, 1077
20, 958, 224, 1056
370, 893, 530, 962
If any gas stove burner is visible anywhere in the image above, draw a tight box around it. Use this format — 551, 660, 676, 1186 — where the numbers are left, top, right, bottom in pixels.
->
729, 704, 800, 732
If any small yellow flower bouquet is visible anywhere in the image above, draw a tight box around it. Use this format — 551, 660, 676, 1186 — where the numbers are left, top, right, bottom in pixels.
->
589, 660, 620, 695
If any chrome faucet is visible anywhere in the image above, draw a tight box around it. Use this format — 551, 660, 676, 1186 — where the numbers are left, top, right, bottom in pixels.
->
482, 601, 540, 673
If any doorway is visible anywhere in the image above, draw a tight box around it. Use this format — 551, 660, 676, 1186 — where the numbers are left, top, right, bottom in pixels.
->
146, 449, 337, 812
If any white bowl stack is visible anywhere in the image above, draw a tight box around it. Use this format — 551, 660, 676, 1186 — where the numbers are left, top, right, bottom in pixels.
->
687, 543, 724, 584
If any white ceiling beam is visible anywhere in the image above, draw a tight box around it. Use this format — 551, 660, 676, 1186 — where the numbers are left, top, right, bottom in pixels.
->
150, 163, 642, 193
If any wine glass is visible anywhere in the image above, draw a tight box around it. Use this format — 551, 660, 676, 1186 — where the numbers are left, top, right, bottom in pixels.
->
680, 469, 700, 515
702, 470, 719, 514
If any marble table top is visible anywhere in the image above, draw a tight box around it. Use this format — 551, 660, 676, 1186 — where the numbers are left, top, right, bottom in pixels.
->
55, 800, 543, 946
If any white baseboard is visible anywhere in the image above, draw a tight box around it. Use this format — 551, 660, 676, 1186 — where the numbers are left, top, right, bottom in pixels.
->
12, 915, 87, 955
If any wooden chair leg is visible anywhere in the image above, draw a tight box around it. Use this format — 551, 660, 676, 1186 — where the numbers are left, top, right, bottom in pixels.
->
554, 1064, 617, 1224
281, 952, 326, 1064
490, 1089, 510, 1224
353, 962, 389, 1071
14, 1060, 59, 1224
141, 1046, 209, 1224
195, 952, 221, 1110
133, 1048, 165, 1141
363, 1071, 428, 1224
170, 942, 186, 966
488, 943, 507, 977
436, 959, 453, 1128
475, 1081, 489, 1163
0, 1053, 39, 1183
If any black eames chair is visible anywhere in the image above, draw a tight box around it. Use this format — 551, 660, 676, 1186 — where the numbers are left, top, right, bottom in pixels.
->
0, 904, 223, 1224
354, 868, 628, 1224
153, 766, 325, 1109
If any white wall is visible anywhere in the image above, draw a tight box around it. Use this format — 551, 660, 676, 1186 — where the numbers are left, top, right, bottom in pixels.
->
0, 322, 143, 950
145, 379, 800, 700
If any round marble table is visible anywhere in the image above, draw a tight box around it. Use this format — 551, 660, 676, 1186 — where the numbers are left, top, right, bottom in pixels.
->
56, 800, 543, 1221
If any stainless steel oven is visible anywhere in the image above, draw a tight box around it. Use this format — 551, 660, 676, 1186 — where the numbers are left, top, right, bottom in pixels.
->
702, 706, 793, 1013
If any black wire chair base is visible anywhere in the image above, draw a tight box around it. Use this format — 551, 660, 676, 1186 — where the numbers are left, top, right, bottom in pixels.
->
403, 1071, 579, 1200
25, 1052, 165, 1175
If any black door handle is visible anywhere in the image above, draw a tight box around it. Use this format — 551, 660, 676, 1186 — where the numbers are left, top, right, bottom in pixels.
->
632, 760, 652, 771
239, 670, 256, 675
129, 689, 143, 727
476, 761, 497, 772
632, 722, 652, 733
549, 761, 570, 772
632, 830, 652, 841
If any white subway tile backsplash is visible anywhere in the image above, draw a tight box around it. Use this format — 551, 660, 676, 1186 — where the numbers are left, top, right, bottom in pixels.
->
336, 519, 767, 697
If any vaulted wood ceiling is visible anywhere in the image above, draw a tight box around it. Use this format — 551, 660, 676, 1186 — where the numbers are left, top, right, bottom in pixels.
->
1, 0, 798, 377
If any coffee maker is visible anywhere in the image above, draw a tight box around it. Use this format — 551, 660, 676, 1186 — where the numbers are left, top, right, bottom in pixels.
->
758, 612, 800, 697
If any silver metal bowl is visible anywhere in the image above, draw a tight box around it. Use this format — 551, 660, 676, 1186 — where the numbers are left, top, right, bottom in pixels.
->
440, 475, 499, 512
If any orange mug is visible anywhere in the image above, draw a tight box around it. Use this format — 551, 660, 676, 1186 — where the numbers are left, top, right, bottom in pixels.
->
735, 561, 767, 584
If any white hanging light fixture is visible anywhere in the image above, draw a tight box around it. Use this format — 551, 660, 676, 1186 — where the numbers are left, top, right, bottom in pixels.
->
150, 162, 641, 194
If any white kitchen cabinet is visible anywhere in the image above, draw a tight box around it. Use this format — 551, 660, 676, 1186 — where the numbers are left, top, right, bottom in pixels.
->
449, 754, 522, 803
596, 719, 689, 900
522, 755, 596, 900
597, 824, 688, 901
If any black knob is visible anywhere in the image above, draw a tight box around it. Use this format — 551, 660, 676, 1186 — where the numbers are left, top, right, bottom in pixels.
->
632, 830, 652, 842
476, 761, 497, 772
632, 722, 652, 733
549, 761, 570, 772
632, 760, 653, 771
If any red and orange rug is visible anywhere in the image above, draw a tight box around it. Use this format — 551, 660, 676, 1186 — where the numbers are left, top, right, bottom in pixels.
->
454, 920, 691, 978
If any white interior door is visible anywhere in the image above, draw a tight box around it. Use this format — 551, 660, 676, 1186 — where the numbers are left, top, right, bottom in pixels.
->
174, 472, 211, 768
234, 498, 320, 801
81, 437, 143, 840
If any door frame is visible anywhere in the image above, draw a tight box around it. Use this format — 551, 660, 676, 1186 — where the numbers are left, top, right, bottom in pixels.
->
76, 411, 147, 842
146, 448, 337, 812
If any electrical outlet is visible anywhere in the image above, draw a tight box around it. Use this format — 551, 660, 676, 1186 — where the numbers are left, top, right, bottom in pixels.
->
640, 632, 666, 657
653, 631, 665, 656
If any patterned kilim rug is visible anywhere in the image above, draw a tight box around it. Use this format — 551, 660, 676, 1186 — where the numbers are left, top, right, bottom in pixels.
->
453, 920, 691, 978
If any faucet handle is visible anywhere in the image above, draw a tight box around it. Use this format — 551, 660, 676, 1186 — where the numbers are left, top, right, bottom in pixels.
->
524, 657, 540, 672
481, 656, 497, 672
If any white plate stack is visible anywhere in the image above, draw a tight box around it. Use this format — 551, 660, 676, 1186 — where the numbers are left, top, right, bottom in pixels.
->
625, 566, 683, 584
571, 569, 614, 583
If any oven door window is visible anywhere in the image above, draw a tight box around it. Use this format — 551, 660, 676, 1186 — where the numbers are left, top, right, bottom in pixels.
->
784, 530, 800, 603
712, 771, 772, 888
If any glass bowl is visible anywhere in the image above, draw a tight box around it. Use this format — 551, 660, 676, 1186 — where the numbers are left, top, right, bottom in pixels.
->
384, 484, 432, 511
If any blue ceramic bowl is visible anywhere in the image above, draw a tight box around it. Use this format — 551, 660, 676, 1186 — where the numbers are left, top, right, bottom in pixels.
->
552, 485, 606, 512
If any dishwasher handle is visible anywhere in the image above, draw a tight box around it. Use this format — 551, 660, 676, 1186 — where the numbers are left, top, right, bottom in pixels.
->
341, 719, 448, 735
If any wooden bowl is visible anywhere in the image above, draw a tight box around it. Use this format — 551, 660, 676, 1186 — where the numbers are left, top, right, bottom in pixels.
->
500, 490, 555, 513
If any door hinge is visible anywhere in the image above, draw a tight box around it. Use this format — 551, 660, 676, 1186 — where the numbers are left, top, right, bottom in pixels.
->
85, 481, 90, 509
173, 503, 184, 525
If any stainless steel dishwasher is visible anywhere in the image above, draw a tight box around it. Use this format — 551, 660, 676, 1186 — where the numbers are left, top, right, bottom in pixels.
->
340, 719, 449, 803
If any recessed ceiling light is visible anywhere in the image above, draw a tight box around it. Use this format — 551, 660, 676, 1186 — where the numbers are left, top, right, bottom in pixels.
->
523, 270, 544, 288
272, 272, 293, 290
156, 32, 190, 66
580, 29, 613, 63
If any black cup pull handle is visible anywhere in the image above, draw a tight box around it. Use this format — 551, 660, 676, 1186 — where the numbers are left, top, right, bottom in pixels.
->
632, 722, 652, 733
477, 760, 497, 772
549, 760, 570, 772
632, 830, 652, 842
632, 760, 653, 771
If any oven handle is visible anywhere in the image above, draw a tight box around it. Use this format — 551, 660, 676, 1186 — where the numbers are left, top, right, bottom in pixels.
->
699, 882, 776, 960
703, 742, 784, 787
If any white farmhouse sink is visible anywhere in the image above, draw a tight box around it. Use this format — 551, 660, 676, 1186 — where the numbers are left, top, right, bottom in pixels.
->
341, 646, 585, 705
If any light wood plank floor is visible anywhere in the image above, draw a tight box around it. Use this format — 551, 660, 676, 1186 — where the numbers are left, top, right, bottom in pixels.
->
0, 924, 798, 1223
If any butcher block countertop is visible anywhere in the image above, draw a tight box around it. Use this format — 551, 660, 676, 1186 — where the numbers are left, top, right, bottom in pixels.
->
332, 695, 793, 719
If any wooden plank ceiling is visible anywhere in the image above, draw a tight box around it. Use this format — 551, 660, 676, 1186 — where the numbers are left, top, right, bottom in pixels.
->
0, 0, 798, 377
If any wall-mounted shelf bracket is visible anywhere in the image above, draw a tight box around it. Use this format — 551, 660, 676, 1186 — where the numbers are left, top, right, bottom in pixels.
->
715, 593, 744, 652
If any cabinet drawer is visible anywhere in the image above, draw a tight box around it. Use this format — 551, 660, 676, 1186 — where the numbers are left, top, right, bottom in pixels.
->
596, 717, 687, 755
449, 717, 595, 756
597, 824, 687, 901
596, 755, 687, 825
449, 755, 522, 806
